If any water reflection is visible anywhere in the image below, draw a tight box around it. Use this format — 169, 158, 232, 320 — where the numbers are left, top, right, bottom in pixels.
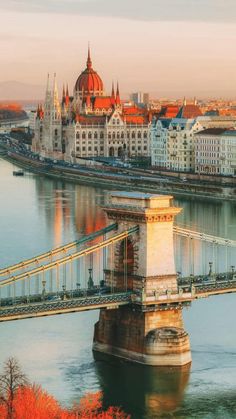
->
35, 177, 107, 247
94, 354, 190, 418
1, 159, 236, 418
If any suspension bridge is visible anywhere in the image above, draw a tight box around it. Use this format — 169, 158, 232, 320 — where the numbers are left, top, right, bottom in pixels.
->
0, 192, 236, 366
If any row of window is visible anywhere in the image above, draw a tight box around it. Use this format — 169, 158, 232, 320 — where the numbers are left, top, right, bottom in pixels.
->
76, 145, 147, 152
75, 131, 148, 140
76, 146, 104, 152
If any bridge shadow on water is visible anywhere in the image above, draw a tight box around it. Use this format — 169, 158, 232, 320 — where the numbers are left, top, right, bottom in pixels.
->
93, 352, 190, 419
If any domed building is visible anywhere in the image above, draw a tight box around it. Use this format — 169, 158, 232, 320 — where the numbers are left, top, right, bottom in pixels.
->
33, 47, 151, 161
74, 47, 104, 98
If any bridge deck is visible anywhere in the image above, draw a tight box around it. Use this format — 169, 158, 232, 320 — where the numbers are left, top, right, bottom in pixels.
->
0, 293, 131, 322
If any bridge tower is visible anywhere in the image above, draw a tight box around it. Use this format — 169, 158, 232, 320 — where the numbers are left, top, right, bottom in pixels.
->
93, 192, 191, 366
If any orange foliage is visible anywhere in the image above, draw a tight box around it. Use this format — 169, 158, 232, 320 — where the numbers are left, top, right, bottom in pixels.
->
0, 387, 130, 419
13, 385, 64, 419
0, 103, 22, 111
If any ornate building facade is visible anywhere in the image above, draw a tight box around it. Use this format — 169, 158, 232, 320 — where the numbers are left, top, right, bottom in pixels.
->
151, 101, 236, 172
33, 48, 151, 161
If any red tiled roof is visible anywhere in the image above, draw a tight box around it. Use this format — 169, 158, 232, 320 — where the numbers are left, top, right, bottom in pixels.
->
92, 96, 113, 109
159, 105, 179, 118
177, 104, 202, 119
75, 114, 106, 125
195, 128, 231, 136
123, 106, 146, 115
124, 115, 147, 124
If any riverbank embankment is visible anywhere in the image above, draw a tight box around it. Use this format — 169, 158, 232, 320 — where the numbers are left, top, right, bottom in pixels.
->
1, 146, 236, 201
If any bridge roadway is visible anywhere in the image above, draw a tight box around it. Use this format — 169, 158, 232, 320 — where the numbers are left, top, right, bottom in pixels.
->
0, 292, 132, 322
1, 277, 236, 322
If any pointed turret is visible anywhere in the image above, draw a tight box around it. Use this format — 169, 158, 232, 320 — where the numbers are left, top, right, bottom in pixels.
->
52, 73, 61, 120
111, 82, 115, 106
116, 82, 121, 106
62, 84, 65, 101
87, 44, 92, 70
183, 97, 187, 106
65, 84, 70, 106
45, 73, 51, 101
39, 104, 44, 119
44, 73, 52, 120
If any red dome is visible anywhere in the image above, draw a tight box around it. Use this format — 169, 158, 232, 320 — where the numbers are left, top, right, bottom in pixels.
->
75, 48, 104, 95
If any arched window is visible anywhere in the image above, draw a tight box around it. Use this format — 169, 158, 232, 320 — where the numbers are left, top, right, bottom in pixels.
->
76, 132, 80, 139
109, 147, 115, 157
100, 132, 104, 139
112, 132, 116, 139
108, 132, 111, 139
144, 131, 147, 138
121, 132, 124, 139
117, 132, 120, 139
118, 146, 123, 157
88, 132, 92, 139
94, 131, 98, 139
138, 131, 141, 139
82, 132, 86, 139
132, 131, 135, 139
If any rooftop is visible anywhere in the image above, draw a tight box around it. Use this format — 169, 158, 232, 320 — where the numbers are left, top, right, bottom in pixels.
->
195, 128, 233, 136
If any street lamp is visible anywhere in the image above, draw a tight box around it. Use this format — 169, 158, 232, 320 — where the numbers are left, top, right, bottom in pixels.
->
42, 279, 46, 301
208, 262, 213, 277
62, 284, 66, 300
76, 282, 81, 296
88, 268, 94, 289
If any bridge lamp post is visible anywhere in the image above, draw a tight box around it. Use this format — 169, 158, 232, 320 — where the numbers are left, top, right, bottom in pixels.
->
42, 279, 46, 301
88, 268, 94, 289
231, 265, 235, 280
177, 271, 182, 283
208, 262, 213, 277
76, 282, 80, 294
190, 274, 194, 284
62, 284, 66, 300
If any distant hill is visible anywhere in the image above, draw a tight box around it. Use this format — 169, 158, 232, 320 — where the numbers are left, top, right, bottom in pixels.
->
0, 81, 44, 101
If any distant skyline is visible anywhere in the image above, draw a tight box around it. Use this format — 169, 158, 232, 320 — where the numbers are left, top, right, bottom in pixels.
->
1, 1, 236, 99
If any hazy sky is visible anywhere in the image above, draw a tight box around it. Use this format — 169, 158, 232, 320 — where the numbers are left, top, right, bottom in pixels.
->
1, 0, 236, 98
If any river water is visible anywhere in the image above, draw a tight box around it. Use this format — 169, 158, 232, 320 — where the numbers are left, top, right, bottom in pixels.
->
0, 157, 236, 419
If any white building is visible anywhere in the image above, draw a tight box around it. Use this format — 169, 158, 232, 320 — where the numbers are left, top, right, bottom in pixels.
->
194, 128, 236, 176
151, 102, 236, 172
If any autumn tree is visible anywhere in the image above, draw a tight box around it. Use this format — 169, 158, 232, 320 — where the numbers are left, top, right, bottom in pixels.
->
0, 357, 29, 419
0, 358, 130, 419
13, 384, 67, 419
71, 391, 130, 419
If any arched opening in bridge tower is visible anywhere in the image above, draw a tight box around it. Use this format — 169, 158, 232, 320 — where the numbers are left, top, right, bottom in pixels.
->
119, 238, 134, 274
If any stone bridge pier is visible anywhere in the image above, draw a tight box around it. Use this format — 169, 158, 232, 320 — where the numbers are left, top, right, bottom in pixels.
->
93, 192, 191, 366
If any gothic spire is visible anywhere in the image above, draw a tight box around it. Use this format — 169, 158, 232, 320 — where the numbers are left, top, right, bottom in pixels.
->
116, 82, 121, 105
87, 43, 92, 70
